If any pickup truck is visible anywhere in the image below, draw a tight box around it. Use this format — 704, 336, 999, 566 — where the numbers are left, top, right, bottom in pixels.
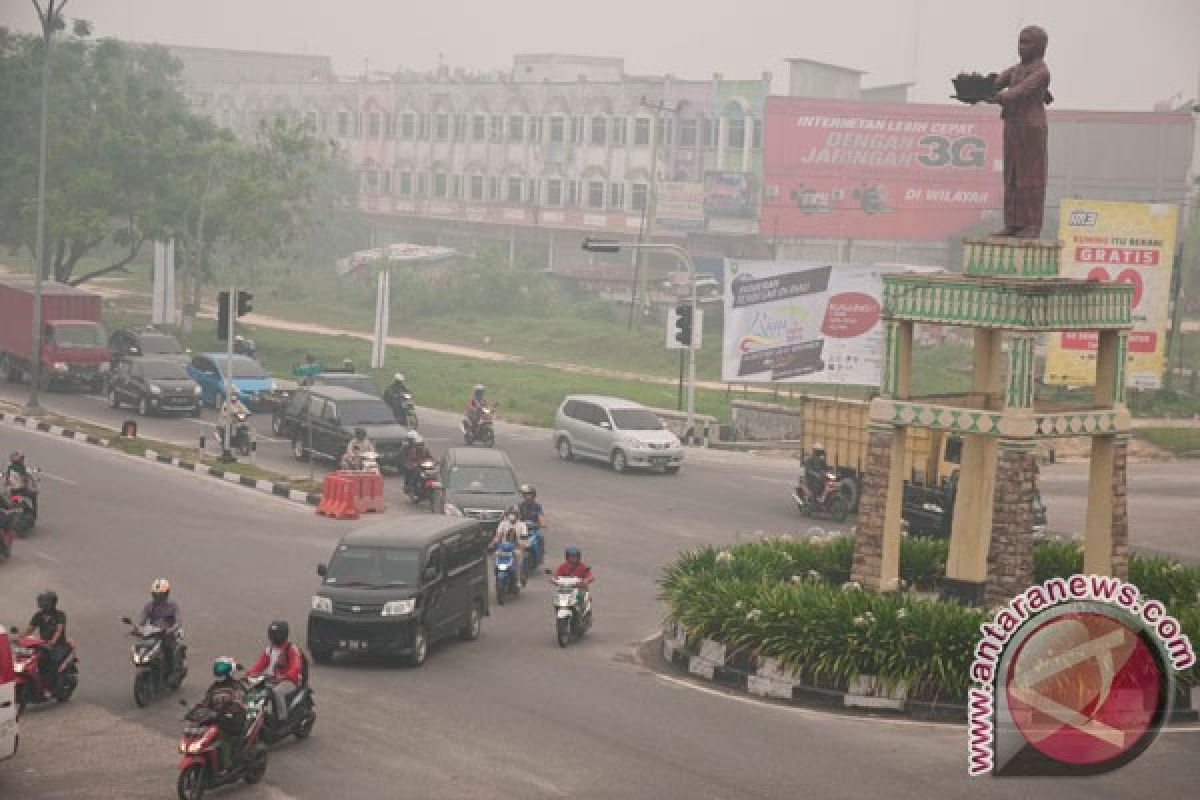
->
0, 279, 109, 392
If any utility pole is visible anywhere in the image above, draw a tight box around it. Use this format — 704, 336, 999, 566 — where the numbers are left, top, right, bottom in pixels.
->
27, 0, 68, 415
628, 94, 680, 330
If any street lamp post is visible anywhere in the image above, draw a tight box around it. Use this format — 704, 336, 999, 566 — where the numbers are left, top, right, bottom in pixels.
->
583, 237, 699, 444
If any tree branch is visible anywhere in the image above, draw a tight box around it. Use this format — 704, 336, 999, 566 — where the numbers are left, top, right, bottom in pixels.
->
68, 235, 146, 286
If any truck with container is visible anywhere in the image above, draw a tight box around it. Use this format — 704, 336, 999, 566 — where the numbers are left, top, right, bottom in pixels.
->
0, 278, 109, 392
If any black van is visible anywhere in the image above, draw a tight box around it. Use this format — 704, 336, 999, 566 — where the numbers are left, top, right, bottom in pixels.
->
307, 516, 490, 666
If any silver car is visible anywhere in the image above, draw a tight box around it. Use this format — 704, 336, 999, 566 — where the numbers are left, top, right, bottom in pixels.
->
553, 395, 683, 474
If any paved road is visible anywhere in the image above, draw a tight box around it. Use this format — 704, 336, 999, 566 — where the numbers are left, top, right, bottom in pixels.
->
1, 418, 1197, 799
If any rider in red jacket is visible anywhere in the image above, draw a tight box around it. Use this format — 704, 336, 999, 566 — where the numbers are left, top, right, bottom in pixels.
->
247, 621, 303, 725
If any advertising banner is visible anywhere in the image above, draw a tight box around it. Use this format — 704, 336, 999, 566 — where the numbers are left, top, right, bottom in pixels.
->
761, 98, 1002, 240
704, 171, 759, 220
1044, 200, 1179, 389
722, 260, 887, 384
655, 182, 705, 231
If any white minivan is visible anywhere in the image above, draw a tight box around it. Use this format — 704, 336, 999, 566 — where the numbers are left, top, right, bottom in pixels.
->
553, 395, 683, 474
0, 627, 17, 762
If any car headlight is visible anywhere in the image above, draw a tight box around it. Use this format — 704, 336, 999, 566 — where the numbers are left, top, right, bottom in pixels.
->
186, 740, 207, 754
150, 384, 162, 394
193, 385, 202, 395
622, 438, 646, 450
311, 595, 332, 612
52, 361, 68, 372
14, 661, 25, 673
444, 503, 464, 517
381, 599, 415, 617
270, 380, 278, 391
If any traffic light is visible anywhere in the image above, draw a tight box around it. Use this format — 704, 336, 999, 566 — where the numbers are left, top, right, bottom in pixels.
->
674, 303, 693, 347
236, 290, 254, 316
216, 291, 230, 340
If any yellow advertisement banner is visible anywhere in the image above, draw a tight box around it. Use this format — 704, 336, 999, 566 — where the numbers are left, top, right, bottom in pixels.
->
1044, 199, 1178, 389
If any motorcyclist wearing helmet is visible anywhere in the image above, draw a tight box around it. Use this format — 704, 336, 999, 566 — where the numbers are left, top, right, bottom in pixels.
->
554, 546, 594, 592
138, 578, 183, 681
217, 388, 250, 446
247, 621, 304, 726
403, 432, 433, 495
804, 444, 830, 502
202, 657, 246, 772
492, 506, 527, 563
465, 384, 487, 431
22, 590, 67, 684
5, 451, 36, 515
517, 484, 544, 529
343, 427, 375, 469
383, 372, 412, 415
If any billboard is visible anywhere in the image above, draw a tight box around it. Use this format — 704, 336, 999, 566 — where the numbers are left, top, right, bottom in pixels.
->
761, 98, 1003, 240
1044, 199, 1179, 389
722, 260, 887, 384
655, 182, 705, 231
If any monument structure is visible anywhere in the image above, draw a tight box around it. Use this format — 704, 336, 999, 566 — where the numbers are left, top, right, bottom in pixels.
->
851, 27, 1135, 605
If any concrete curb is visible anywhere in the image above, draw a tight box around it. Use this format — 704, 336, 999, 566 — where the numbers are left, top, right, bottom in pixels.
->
0, 407, 319, 508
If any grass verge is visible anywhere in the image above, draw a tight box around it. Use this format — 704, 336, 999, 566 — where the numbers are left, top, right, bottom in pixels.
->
1134, 428, 1200, 457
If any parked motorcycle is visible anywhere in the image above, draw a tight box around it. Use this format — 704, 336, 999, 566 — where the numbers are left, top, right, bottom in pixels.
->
243, 673, 316, 745
217, 413, 253, 457
460, 406, 495, 447
548, 573, 592, 648
5, 468, 39, 535
792, 472, 850, 523
11, 634, 79, 714
493, 541, 522, 605
122, 616, 187, 707
176, 691, 268, 800
404, 459, 443, 512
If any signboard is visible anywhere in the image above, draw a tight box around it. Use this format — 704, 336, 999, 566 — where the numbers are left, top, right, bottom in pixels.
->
760, 98, 1002, 240
336, 242, 457, 276
704, 171, 759, 220
722, 260, 887, 384
655, 182, 705, 231
1044, 199, 1179, 389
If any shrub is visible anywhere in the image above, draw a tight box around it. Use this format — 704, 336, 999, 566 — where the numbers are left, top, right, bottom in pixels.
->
1032, 538, 1084, 582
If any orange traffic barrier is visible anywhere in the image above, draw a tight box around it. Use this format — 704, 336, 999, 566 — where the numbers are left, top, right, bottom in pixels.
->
357, 472, 385, 513
316, 474, 359, 520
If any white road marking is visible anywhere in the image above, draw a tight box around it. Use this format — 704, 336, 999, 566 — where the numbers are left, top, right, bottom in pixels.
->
35, 470, 77, 486
28, 548, 61, 564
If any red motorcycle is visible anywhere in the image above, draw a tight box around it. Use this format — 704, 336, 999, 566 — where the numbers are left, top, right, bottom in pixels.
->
177, 689, 269, 800
11, 635, 79, 714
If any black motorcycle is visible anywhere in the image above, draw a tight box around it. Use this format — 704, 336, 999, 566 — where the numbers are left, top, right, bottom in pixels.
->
460, 406, 495, 447
6, 469, 39, 535
244, 674, 316, 745
217, 413, 253, 457
792, 471, 850, 523
404, 459, 444, 513
123, 616, 187, 707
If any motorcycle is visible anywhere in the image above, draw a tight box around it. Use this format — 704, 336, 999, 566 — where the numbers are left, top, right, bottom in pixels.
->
122, 616, 187, 707
11, 634, 80, 714
233, 337, 258, 360
391, 392, 419, 429
176, 689, 268, 800
243, 673, 316, 745
548, 573, 592, 648
342, 450, 381, 474
5, 468, 39, 535
493, 541, 522, 605
460, 406, 495, 447
520, 525, 545, 582
404, 459, 443, 512
792, 471, 850, 523
217, 413, 253, 457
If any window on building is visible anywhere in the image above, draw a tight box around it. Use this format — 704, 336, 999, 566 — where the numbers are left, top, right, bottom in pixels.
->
508, 115, 524, 143
566, 180, 579, 207
545, 179, 562, 206
304, 111, 318, 132
633, 118, 651, 146
490, 115, 504, 143
398, 171, 412, 196
382, 171, 391, 194
435, 113, 450, 140
365, 170, 379, 194
472, 114, 487, 141
433, 173, 448, 198
590, 116, 607, 146
631, 182, 648, 212
679, 118, 697, 147
400, 112, 415, 139
655, 118, 673, 146
587, 181, 605, 210
507, 176, 523, 203
727, 117, 745, 149
611, 117, 626, 146
608, 183, 625, 210
368, 112, 382, 139
336, 111, 350, 138
549, 116, 565, 144
470, 175, 484, 201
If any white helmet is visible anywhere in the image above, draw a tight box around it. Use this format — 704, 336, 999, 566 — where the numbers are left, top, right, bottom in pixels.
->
411, 432, 425, 446
394, 372, 406, 383
405, 430, 419, 443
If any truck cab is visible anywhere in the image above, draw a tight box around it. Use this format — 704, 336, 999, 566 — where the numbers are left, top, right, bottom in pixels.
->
41, 321, 109, 391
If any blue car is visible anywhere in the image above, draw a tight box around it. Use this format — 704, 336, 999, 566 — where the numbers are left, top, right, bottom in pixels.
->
187, 353, 277, 409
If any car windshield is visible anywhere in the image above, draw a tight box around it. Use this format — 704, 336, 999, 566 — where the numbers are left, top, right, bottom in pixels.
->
610, 408, 664, 431
339, 400, 397, 426
324, 546, 420, 587
317, 374, 378, 395
141, 362, 190, 380
51, 324, 103, 348
140, 335, 183, 355
214, 357, 267, 379
445, 465, 517, 494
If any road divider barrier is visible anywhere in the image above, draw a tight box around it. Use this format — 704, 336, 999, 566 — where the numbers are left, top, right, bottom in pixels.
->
316, 473, 359, 520
345, 470, 385, 514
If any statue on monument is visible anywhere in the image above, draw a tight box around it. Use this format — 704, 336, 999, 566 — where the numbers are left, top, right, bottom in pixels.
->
954, 26, 1053, 239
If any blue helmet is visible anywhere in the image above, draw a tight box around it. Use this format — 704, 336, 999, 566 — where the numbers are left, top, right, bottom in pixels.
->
565, 546, 581, 560
212, 656, 236, 679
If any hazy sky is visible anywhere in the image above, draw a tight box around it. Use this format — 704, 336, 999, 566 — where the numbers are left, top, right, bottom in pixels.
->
2, 0, 1198, 111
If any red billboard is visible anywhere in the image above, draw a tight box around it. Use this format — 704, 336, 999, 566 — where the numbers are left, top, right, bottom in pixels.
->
761, 98, 1003, 240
